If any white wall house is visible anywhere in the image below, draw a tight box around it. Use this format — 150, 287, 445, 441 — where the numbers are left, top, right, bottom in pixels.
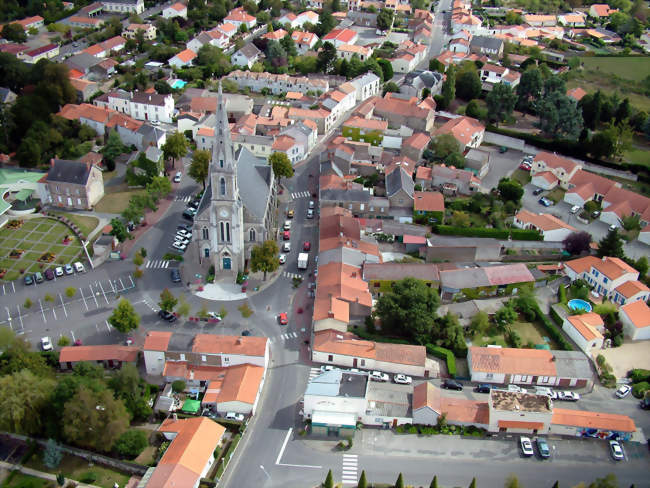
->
619, 300, 650, 341
102, 0, 144, 14
162, 2, 187, 19
563, 256, 640, 300
513, 210, 576, 242
561, 313, 605, 355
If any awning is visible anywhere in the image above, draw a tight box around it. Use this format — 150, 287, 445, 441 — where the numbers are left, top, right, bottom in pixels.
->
312, 410, 356, 428
15, 189, 33, 201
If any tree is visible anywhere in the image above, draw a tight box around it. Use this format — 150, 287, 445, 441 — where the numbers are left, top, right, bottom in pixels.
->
495, 304, 517, 329
249, 240, 279, 280
634, 256, 648, 278
451, 211, 471, 227
43, 439, 63, 469
622, 214, 641, 231
266, 40, 288, 68
469, 478, 477, 488
357, 470, 367, 488
377, 58, 393, 81
497, 178, 524, 203
159, 288, 178, 312
465, 99, 483, 119
455, 69, 482, 101
439, 66, 456, 109
108, 299, 140, 333
470, 311, 490, 337
196, 44, 231, 77
322, 470, 334, 488
280, 34, 297, 57
383, 82, 399, 94
588, 474, 618, 488
109, 363, 151, 421
590, 129, 617, 160
62, 386, 130, 451
486, 82, 517, 126
504, 475, 521, 488
375, 277, 440, 343
536, 91, 583, 140
377, 8, 394, 31
317, 41, 337, 74
597, 228, 625, 258
432, 133, 461, 160
171, 380, 186, 393
162, 131, 188, 170
102, 129, 127, 170
189, 149, 210, 190
516, 67, 543, 112
2, 23, 27, 43
146, 176, 172, 203
551, 482, 559, 488
394, 473, 404, 488
114, 430, 148, 458
430, 476, 439, 488
0, 370, 55, 435
563, 231, 592, 255
316, 9, 336, 37
268, 151, 294, 182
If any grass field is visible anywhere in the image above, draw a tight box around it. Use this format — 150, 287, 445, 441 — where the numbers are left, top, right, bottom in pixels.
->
580, 57, 650, 82
49, 212, 100, 238
94, 188, 146, 214
473, 321, 558, 349
623, 148, 650, 169
1, 472, 56, 488
25, 452, 131, 488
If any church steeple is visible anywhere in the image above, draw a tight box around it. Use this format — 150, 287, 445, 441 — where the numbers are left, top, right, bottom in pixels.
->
211, 81, 235, 173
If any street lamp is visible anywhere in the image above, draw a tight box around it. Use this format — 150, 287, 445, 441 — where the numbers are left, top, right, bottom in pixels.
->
259, 465, 270, 481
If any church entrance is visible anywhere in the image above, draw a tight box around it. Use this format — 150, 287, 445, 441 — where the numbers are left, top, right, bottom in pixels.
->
223, 257, 231, 270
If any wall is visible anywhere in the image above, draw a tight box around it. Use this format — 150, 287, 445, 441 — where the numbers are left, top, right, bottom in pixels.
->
311, 350, 424, 376
144, 349, 166, 375
217, 400, 252, 415
412, 406, 439, 426
620, 311, 650, 341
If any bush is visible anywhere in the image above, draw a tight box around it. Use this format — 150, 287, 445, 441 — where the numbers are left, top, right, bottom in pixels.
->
558, 286, 567, 304
627, 369, 650, 384
434, 225, 542, 241
632, 382, 650, 398
171, 380, 186, 393
114, 430, 148, 458
426, 344, 457, 377
549, 306, 563, 326
80, 472, 97, 483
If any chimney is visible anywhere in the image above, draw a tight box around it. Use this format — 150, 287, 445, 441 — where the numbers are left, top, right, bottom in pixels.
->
50, 158, 55, 167
351, 271, 356, 278
173, 413, 178, 421
328, 311, 334, 318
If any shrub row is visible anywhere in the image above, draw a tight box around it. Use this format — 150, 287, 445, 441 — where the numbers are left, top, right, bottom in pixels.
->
395, 423, 486, 437
434, 225, 543, 241
352, 327, 413, 345
549, 306, 564, 327
627, 369, 650, 384
426, 344, 457, 377
531, 304, 573, 351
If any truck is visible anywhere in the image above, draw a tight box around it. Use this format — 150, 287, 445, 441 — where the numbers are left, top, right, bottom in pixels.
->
298, 253, 309, 270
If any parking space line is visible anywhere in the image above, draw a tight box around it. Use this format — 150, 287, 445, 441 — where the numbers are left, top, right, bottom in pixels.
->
89, 285, 99, 308
108, 279, 116, 294
2, 284, 5, 295
79, 287, 89, 311
71, 330, 75, 342
16, 305, 23, 330
98, 281, 109, 305
118, 278, 125, 291
59, 293, 68, 317
105, 320, 111, 332
6, 307, 12, 330
51, 304, 57, 320
11, 282, 15, 293
128, 275, 135, 288
39, 299, 46, 323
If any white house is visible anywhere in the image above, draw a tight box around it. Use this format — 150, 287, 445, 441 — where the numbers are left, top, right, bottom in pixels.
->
337, 44, 373, 61
143, 331, 173, 376
169, 48, 197, 68
619, 300, 650, 341
322, 28, 359, 48
347, 71, 381, 103
101, 0, 144, 14
513, 210, 576, 242
231, 43, 262, 69
479, 64, 521, 89
123, 23, 156, 40
217, 22, 238, 38
201, 363, 265, 416
291, 30, 318, 53
561, 313, 605, 355
224, 7, 257, 29
312, 329, 428, 377
162, 2, 187, 19
563, 256, 643, 304
530, 152, 582, 190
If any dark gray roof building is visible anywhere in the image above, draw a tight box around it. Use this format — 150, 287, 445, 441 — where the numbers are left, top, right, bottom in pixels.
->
385, 167, 414, 198
46, 159, 93, 185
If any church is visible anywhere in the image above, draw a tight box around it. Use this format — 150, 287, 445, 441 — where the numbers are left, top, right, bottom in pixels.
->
193, 84, 277, 276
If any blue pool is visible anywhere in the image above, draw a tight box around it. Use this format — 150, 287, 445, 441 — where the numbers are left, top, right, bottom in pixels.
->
170, 79, 187, 89
568, 299, 592, 313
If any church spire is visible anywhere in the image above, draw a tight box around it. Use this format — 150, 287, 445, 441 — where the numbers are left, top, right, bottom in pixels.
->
212, 81, 235, 170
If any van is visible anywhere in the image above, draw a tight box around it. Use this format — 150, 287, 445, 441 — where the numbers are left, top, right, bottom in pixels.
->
73, 262, 85, 273
535, 387, 553, 397
225, 412, 244, 421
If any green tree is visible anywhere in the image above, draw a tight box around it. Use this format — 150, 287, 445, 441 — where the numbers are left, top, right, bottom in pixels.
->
465, 99, 483, 119
280, 34, 297, 57
516, 67, 543, 112
622, 214, 641, 231
563, 231, 592, 255
57, 473, 65, 486
395, 473, 404, 488
377, 58, 393, 81
469, 478, 477, 488
495, 304, 517, 329
430, 476, 439, 488
159, 288, 178, 312
440, 66, 456, 109
266, 40, 288, 68
486, 82, 517, 126
587, 474, 618, 488
383, 81, 399, 94
357, 470, 368, 488
43, 439, 63, 469
551, 482, 559, 488
536, 91, 583, 140
504, 475, 521, 488
2, 23, 27, 43
62, 387, 130, 452
249, 240, 280, 280
108, 299, 140, 333
451, 211, 471, 227
377, 8, 394, 31
455, 70, 482, 101
375, 277, 440, 343
323, 469, 334, 488
470, 311, 490, 337
171, 380, 186, 393
109, 363, 151, 421
102, 129, 128, 171
189, 149, 210, 190
432, 133, 461, 160
0, 370, 55, 435
590, 129, 617, 159
634, 256, 648, 278
317, 41, 337, 74
57, 336, 70, 347
597, 228, 625, 258
162, 131, 188, 170
429, 59, 445, 73
497, 178, 524, 203
146, 176, 172, 203
268, 151, 294, 182
317, 9, 336, 37
110, 218, 131, 243
114, 430, 148, 458
196, 44, 231, 77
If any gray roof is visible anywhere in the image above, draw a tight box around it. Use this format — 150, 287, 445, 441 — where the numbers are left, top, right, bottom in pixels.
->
405, 70, 442, 89
428, 235, 501, 248
366, 382, 412, 418
235, 43, 261, 60
363, 263, 440, 282
553, 350, 594, 380
440, 267, 492, 290
65, 52, 102, 72
47, 159, 92, 185
131, 91, 169, 106
145, 146, 163, 162
320, 188, 370, 203
385, 167, 414, 198
470, 35, 504, 50
137, 124, 165, 140
236, 147, 272, 221
304, 370, 368, 398
320, 161, 343, 177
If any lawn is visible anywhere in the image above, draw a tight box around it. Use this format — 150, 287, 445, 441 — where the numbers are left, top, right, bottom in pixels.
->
580, 56, 650, 82
49, 212, 100, 238
545, 187, 566, 204
623, 148, 650, 169
473, 321, 558, 349
95, 189, 146, 214
511, 168, 532, 186
2, 472, 56, 488
25, 452, 131, 488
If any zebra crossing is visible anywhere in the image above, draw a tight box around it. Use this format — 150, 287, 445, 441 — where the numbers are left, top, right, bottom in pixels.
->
175, 195, 193, 202
291, 191, 310, 199
268, 331, 299, 343
341, 454, 358, 485
283, 271, 302, 279
145, 259, 170, 269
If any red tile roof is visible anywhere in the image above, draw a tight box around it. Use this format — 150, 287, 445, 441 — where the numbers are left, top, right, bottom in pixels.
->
413, 383, 489, 424
469, 346, 557, 376
144, 331, 173, 351
620, 300, 650, 329
59, 345, 138, 363
413, 191, 444, 212
192, 334, 268, 357
551, 408, 635, 432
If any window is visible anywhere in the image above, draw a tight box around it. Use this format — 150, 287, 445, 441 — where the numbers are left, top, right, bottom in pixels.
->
202, 227, 209, 240
486, 373, 493, 379
593, 270, 599, 277
226, 222, 230, 242
603, 277, 608, 284
220, 159, 224, 168
201, 355, 207, 362
223, 356, 230, 364
179, 353, 185, 361
328, 355, 333, 362
220, 222, 225, 241
204, 248, 210, 257
360, 359, 365, 366
249, 228, 256, 241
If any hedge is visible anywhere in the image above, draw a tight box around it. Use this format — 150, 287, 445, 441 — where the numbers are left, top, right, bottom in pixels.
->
532, 304, 573, 351
549, 306, 563, 327
435, 225, 543, 241
426, 344, 456, 377
627, 369, 650, 384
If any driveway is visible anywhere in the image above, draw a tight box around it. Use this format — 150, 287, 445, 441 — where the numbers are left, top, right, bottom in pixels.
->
479, 146, 526, 191
597, 341, 650, 379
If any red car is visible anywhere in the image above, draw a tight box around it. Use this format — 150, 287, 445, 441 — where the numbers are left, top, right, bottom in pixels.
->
303, 241, 311, 251
278, 312, 288, 325
519, 162, 532, 171
283, 230, 290, 240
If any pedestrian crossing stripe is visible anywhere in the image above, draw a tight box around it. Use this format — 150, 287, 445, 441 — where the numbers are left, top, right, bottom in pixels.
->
269, 332, 299, 344
145, 260, 170, 269
290, 191, 310, 199
282, 272, 302, 279
175, 195, 192, 202
341, 454, 358, 485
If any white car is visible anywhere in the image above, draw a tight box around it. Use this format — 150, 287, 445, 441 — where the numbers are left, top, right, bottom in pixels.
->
615, 384, 632, 399
609, 440, 624, 461
40, 337, 53, 351
507, 384, 527, 393
278, 254, 286, 264
207, 312, 222, 321
177, 229, 192, 238
520, 437, 534, 457
174, 236, 190, 245
283, 220, 291, 230
225, 412, 245, 422
73, 261, 85, 273
172, 242, 187, 251
370, 371, 389, 382
320, 365, 336, 373
570, 205, 581, 214
54, 266, 64, 277
393, 374, 412, 385
173, 171, 182, 183
558, 391, 580, 402
534, 387, 553, 398
283, 242, 291, 252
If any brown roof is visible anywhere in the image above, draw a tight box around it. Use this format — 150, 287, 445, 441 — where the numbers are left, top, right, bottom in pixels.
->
534, 151, 580, 173
192, 334, 268, 357
498, 420, 545, 430
413, 383, 489, 424
144, 331, 173, 351
215, 364, 264, 404
59, 345, 138, 363
514, 210, 576, 232
551, 408, 635, 432
414, 191, 444, 212
272, 135, 296, 151
567, 87, 587, 101
314, 329, 426, 366
344, 116, 387, 131
415, 166, 432, 181
620, 300, 650, 329
614, 280, 650, 299
313, 262, 373, 322
374, 93, 434, 121
565, 256, 637, 280
363, 262, 440, 282
469, 346, 557, 376
404, 132, 429, 150
566, 313, 604, 341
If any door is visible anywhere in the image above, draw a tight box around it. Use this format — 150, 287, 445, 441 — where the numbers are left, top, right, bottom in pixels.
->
392, 419, 397, 428
353, 358, 358, 368
223, 257, 231, 270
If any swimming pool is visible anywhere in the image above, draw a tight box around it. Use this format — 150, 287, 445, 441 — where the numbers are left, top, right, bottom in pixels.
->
568, 299, 592, 313
170, 79, 187, 90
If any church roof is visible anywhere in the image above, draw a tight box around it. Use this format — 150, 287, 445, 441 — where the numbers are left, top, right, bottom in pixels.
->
236, 147, 273, 221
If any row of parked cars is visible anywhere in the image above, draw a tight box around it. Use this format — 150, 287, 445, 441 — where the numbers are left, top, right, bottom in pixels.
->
471, 383, 581, 401
24, 261, 85, 285
521, 436, 626, 461
318, 366, 413, 385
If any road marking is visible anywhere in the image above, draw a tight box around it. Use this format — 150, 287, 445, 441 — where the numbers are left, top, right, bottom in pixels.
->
11, 282, 15, 293
71, 330, 75, 342
1, 284, 4, 295
275, 428, 292, 465
105, 320, 111, 332
39, 299, 46, 323
89, 285, 99, 308
119, 278, 125, 291
109, 279, 116, 294
341, 454, 358, 484
51, 305, 57, 321
98, 281, 109, 304
59, 293, 68, 317
79, 287, 89, 311
129, 275, 135, 288
16, 305, 23, 330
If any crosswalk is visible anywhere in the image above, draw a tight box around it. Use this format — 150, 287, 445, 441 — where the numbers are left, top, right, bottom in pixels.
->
291, 191, 310, 199
268, 331, 299, 343
145, 259, 170, 269
175, 195, 193, 202
283, 271, 302, 279
341, 454, 358, 485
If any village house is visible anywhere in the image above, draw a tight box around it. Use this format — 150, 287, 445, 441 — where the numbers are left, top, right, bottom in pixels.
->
169, 48, 197, 68
561, 313, 605, 355
322, 28, 359, 47
589, 4, 618, 18
20, 44, 59, 63
479, 64, 521, 90
402, 132, 430, 162
513, 210, 576, 242
372, 93, 436, 134
123, 23, 156, 40
385, 165, 415, 209
418, 164, 480, 195
439, 263, 535, 301
469, 35, 504, 58
291, 30, 319, 53
530, 152, 582, 190
59, 345, 138, 370
464, 148, 490, 178
224, 7, 257, 29
225, 70, 329, 96
413, 191, 445, 224
434, 115, 485, 151
45, 158, 104, 210
231, 43, 262, 69
619, 300, 650, 341
163, 2, 187, 18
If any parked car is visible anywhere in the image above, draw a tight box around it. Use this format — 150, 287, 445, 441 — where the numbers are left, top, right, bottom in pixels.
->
615, 384, 632, 399
287, 209, 294, 218
177, 229, 192, 238
609, 440, 624, 461
278, 254, 286, 264
320, 365, 336, 373
54, 266, 64, 277
182, 209, 196, 221
303, 241, 311, 251
507, 384, 527, 394
44, 268, 55, 280
40, 337, 53, 351
570, 205, 581, 214
557, 391, 580, 402
538, 197, 553, 207
533, 188, 544, 196
535, 387, 553, 398
283, 230, 291, 240
520, 437, 534, 457
172, 242, 187, 251
24, 274, 33, 286
177, 223, 192, 232
591, 210, 601, 219
170, 269, 181, 283
207, 312, 222, 321
393, 374, 412, 385
441, 379, 463, 391
308, 200, 315, 209
158, 310, 177, 322
307, 209, 314, 219
370, 371, 389, 382
519, 162, 531, 171
499, 146, 508, 153
284, 220, 291, 230
174, 237, 190, 246
73, 261, 85, 273
173, 171, 182, 183
64, 264, 74, 275
225, 412, 245, 422
609, 224, 618, 232
278, 312, 288, 325
536, 438, 550, 459
283, 242, 291, 252
475, 384, 492, 394
34, 272, 44, 283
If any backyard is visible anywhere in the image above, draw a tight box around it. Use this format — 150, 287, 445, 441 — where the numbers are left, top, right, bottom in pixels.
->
0, 218, 84, 282
472, 320, 559, 350
1, 472, 56, 488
